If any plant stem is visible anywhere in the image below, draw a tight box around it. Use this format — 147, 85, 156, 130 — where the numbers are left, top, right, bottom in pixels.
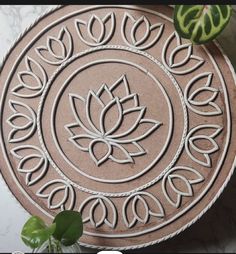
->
48, 236, 52, 253
55, 240, 62, 253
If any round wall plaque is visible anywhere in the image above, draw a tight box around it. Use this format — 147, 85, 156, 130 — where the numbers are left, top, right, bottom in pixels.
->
0, 5, 236, 250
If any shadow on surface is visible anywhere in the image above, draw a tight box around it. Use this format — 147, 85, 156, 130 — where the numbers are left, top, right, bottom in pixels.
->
126, 171, 236, 253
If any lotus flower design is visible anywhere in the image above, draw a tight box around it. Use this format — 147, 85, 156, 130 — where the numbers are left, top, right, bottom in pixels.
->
79, 195, 117, 228
35, 27, 73, 65
75, 13, 115, 46
66, 75, 162, 166
121, 12, 164, 50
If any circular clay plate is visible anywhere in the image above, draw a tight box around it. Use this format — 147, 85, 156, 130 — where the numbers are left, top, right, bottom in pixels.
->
0, 5, 236, 250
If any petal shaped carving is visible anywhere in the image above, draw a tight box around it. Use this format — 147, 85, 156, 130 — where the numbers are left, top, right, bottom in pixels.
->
11, 56, 47, 98
185, 124, 223, 167
11, 145, 48, 186
184, 72, 222, 116
123, 192, 164, 228
162, 31, 204, 75
121, 12, 164, 50
162, 166, 204, 208
79, 195, 117, 228
37, 179, 75, 210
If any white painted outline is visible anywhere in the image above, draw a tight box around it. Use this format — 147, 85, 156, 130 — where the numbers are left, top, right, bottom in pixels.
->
162, 166, 204, 208
122, 191, 164, 228
162, 31, 205, 75
10, 144, 48, 186
7, 100, 36, 143
184, 72, 222, 116
75, 12, 115, 47
37, 46, 188, 190
0, 5, 234, 250
79, 195, 117, 229
11, 56, 47, 98
36, 179, 75, 210
66, 74, 161, 166
121, 12, 164, 50
185, 124, 223, 168
35, 26, 73, 65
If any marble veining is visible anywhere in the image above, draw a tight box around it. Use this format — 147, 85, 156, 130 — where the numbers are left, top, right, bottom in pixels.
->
0, 5, 236, 253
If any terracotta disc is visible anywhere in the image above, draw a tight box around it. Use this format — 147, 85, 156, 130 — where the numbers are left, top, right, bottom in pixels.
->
0, 5, 236, 250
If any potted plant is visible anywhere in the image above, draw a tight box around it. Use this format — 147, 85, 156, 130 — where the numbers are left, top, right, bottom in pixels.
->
21, 211, 83, 253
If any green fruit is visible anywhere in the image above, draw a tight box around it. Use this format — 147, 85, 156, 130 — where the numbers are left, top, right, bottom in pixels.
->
174, 5, 232, 44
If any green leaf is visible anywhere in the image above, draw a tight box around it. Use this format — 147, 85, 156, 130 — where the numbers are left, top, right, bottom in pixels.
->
53, 210, 83, 246
21, 216, 56, 249
174, 5, 232, 44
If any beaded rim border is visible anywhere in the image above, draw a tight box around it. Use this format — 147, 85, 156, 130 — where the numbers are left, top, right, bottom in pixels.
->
0, 5, 235, 251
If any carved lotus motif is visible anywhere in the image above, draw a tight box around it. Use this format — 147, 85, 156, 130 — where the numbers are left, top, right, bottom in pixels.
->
66, 74, 162, 166
185, 124, 223, 167
184, 72, 222, 116
35, 27, 73, 65
162, 166, 204, 208
162, 31, 204, 75
7, 100, 36, 143
11, 145, 48, 186
121, 12, 164, 50
123, 192, 164, 228
75, 13, 115, 46
37, 179, 75, 210
12, 56, 47, 98
79, 195, 117, 228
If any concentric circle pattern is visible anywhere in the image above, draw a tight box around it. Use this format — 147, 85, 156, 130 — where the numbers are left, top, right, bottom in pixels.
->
0, 5, 236, 250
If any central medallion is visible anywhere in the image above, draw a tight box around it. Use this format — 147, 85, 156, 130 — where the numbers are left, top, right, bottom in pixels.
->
66, 74, 162, 166
37, 46, 187, 194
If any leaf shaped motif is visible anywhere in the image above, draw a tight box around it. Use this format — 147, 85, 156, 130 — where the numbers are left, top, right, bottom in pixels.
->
68, 133, 94, 152
35, 27, 73, 65
126, 142, 146, 157
121, 12, 164, 50
185, 124, 223, 167
11, 56, 47, 98
79, 195, 117, 229
88, 139, 112, 166
68, 93, 96, 137
99, 97, 123, 136
109, 74, 130, 99
7, 100, 36, 143
37, 180, 75, 210
75, 12, 115, 47
169, 43, 192, 67
86, 90, 105, 135
10, 145, 48, 186
109, 142, 134, 164
162, 31, 204, 75
107, 118, 161, 143
162, 166, 204, 208
122, 192, 164, 228
120, 93, 139, 112
184, 72, 222, 116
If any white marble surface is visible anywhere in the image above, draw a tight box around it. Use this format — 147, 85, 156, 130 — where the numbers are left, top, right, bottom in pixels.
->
1, 5, 236, 253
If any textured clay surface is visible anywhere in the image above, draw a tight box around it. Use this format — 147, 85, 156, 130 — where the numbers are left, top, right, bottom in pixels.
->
0, 5, 236, 250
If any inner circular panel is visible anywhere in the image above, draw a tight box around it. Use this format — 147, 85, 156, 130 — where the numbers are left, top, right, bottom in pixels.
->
38, 47, 186, 194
